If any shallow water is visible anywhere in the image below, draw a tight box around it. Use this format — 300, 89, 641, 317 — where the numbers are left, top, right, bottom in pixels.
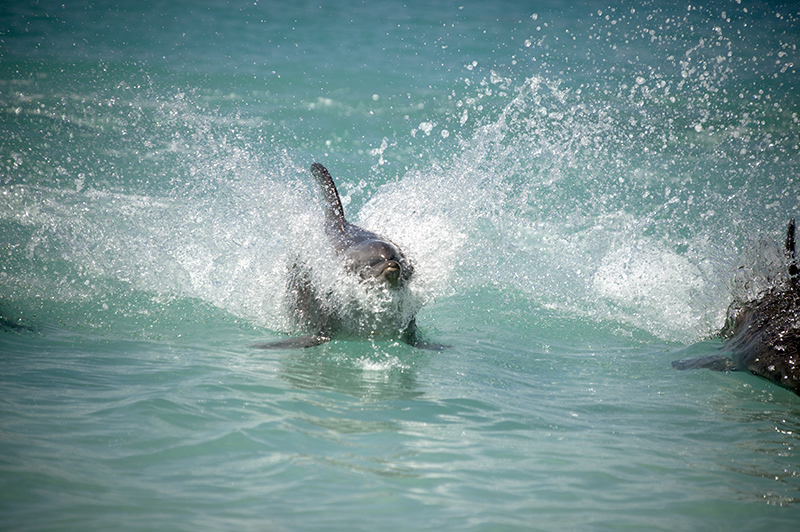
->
2, 1, 800, 530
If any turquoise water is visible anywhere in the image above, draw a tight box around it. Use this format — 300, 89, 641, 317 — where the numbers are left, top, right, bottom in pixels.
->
2, 1, 799, 530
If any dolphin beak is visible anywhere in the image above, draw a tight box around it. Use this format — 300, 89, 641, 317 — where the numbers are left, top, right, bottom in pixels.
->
382, 263, 402, 287
359, 260, 409, 289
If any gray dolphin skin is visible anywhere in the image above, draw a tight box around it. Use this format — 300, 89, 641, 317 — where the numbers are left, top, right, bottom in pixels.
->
672, 218, 800, 396
253, 163, 442, 350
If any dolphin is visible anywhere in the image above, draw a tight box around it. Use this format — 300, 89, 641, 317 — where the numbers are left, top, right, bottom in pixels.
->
672, 219, 800, 396
253, 163, 443, 350
309, 162, 414, 290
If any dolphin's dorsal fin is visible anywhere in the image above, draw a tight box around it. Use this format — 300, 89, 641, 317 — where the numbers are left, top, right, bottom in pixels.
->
786, 218, 799, 289
311, 163, 347, 234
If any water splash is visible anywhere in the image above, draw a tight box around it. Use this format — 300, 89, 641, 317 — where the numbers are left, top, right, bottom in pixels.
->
2, 4, 798, 345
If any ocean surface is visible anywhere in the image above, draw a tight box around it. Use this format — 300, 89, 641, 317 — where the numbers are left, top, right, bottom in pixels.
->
2, 0, 800, 530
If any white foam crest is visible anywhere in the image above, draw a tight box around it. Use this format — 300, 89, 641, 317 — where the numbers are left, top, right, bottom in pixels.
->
591, 239, 724, 342
384, 70, 743, 342
0, 160, 320, 329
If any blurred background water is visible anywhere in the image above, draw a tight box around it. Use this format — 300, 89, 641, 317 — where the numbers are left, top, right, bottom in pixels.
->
1, 1, 799, 530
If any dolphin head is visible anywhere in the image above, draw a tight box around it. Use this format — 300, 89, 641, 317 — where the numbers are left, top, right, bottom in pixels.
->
344, 239, 413, 289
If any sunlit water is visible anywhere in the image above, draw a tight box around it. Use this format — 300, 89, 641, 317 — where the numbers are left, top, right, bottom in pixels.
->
2, 1, 799, 530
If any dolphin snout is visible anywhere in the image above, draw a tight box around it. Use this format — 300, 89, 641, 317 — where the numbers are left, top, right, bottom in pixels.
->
380, 261, 402, 287
360, 260, 404, 288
